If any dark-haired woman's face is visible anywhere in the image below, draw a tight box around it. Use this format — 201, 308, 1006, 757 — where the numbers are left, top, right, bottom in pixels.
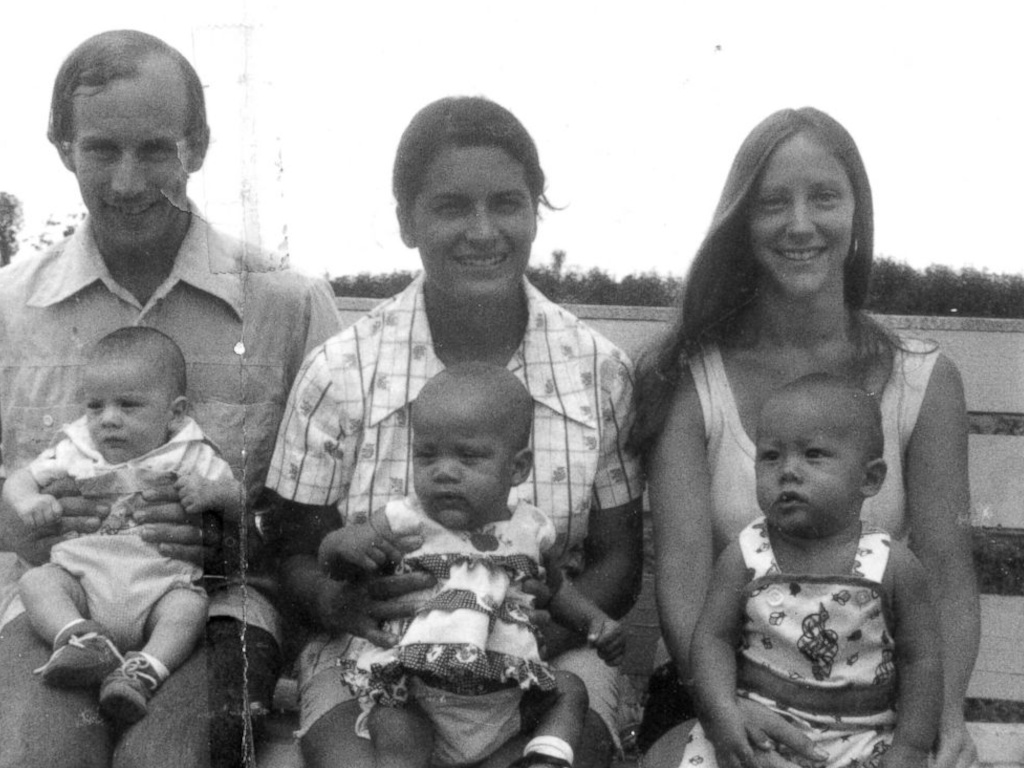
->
749, 134, 854, 301
400, 146, 536, 303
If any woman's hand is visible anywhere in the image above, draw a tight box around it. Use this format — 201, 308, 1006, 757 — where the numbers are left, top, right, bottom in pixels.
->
313, 568, 435, 647
587, 615, 625, 667
702, 703, 759, 768
879, 743, 929, 768
717, 698, 826, 768
931, 717, 979, 768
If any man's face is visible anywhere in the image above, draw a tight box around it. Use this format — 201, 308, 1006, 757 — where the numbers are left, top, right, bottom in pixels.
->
60, 55, 199, 262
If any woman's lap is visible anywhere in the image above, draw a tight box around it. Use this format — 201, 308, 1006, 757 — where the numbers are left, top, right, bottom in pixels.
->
297, 644, 621, 767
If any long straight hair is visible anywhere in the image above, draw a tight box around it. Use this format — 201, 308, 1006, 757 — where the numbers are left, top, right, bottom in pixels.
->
629, 107, 895, 462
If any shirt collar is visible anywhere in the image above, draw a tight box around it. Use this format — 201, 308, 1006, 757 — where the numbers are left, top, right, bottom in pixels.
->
367, 275, 597, 429
26, 208, 244, 318
63, 415, 213, 465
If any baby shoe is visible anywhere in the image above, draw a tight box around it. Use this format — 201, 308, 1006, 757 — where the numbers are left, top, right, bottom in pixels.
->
34, 620, 124, 688
99, 652, 164, 724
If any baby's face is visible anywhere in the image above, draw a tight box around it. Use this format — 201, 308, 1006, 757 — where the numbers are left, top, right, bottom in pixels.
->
81, 358, 182, 464
755, 391, 874, 540
412, 402, 522, 531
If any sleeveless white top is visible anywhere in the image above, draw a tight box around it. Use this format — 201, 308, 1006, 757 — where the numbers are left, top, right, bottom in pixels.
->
689, 336, 939, 555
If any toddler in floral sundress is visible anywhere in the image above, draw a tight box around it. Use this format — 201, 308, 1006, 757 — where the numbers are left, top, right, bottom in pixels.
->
684, 374, 942, 768
317, 363, 624, 768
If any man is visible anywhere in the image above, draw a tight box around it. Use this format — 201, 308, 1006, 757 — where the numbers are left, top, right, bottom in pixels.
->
0, 30, 340, 767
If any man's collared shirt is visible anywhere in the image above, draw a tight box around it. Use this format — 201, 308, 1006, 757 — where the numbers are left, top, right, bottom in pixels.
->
0, 213, 341, 636
0, 213, 340, 502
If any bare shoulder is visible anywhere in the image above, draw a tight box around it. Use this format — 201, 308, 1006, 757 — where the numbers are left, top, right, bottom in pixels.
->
663, 364, 705, 434
932, 350, 964, 385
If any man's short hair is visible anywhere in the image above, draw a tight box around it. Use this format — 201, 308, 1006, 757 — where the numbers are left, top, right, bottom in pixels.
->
48, 29, 209, 158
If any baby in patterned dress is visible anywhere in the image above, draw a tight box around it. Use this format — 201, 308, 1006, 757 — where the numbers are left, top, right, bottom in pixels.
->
5, 327, 241, 724
317, 362, 624, 768
683, 374, 943, 768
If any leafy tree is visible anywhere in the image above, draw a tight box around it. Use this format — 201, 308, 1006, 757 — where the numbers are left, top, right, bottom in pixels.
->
0, 192, 23, 267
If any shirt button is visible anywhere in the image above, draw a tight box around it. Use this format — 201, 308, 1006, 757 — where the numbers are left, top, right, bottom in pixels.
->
42, 415, 54, 427
766, 588, 784, 607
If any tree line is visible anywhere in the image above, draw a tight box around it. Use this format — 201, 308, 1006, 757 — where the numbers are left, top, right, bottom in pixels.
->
3, 198, 1021, 318
331, 251, 1024, 319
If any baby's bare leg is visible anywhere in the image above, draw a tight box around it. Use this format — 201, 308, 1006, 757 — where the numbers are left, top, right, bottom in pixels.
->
19, 565, 89, 644
141, 589, 208, 671
518, 670, 589, 765
367, 704, 434, 768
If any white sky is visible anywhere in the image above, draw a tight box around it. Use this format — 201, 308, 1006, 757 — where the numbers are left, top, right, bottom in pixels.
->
2, 1, 1022, 279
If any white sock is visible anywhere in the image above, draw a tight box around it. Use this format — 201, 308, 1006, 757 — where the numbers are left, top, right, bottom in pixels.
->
136, 652, 170, 681
524, 736, 574, 765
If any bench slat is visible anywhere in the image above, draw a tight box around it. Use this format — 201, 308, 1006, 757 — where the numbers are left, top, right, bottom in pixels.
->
898, 329, 1024, 413
971, 436, 1024, 528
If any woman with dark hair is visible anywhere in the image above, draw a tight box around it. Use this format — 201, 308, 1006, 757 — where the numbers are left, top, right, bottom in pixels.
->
632, 108, 979, 768
265, 96, 644, 768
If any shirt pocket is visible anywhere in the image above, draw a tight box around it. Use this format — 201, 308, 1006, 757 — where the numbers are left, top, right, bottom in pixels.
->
3, 403, 83, 472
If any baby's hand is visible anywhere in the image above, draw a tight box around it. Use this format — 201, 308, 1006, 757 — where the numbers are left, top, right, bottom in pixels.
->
588, 615, 625, 667
318, 522, 389, 577
16, 494, 62, 529
174, 472, 242, 516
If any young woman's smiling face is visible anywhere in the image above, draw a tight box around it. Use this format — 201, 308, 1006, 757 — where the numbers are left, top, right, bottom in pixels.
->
400, 145, 537, 304
749, 133, 855, 301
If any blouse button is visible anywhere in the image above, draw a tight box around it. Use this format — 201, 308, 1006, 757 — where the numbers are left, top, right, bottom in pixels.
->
766, 588, 784, 607
42, 415, 54, 427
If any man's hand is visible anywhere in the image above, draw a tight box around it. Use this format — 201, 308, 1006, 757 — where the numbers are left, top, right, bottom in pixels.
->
135, 484, 209, 567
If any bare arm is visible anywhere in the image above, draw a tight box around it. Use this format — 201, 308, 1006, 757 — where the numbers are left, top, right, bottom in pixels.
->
2, 467, 61, 528
317, 506, 399, 577
264, 490, 432, 648
647, 372, 715, 685
540, 497, 643, 659
547, 576, 625, 666
880, 542, 943, 768
0, 476, 104, 564
691, 542, 759, 768
903, 354, 979, 768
